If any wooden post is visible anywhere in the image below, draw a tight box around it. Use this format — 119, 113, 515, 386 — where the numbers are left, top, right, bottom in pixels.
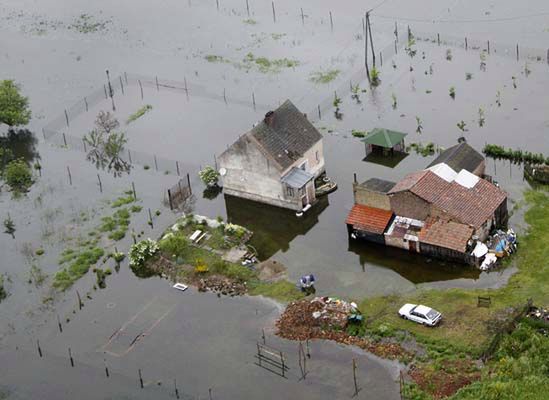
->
380, 51, 383, 66
272, 1, 276, 23
57, 314, 63, 333
67, 166, 72, 185
138, 369, 144, 389
209, 388, 213, 400
329, 11, 333, 31
246, 0, 250, 17
154, 155, 158, 171
214, 154, 218, 170
354, 173, 357, 183
546, 49, 549, 65
465, 37, 468, 50
148, 208, 153, 229
184, 76, 189, 101
176, 160, 180, 176
68, 347, 74, 367
174, 378, 180, 399
487, 40, 490, 54
216, 0, 219, 11
394, 21, 398, 42
64, 110, 69, 127
257, 343, 262, 367
252, 92, 256, 110
223, 88, 227, 104
262, 328, 266, 344
132, 182, 137, 199
42, 127, 46, 140
437, 33, 440, 46
367, 12, 375, 67
84, 97, 88, 111
76, 290, 83, 309
187, 173, 192, 195
82, 138, 87, 153
516, 44, 519, 61
301, 8, 305, 25
128, 149, 132, 164
124, 71, 128, 84
317, 105, 321, 119
394, 40, 397, 54
306, 338, 310, 358
119, 76, 125, 95
352, 358, 359, 396
168, 189, 173, 210
105, 359, 110, 378
37, 339, 42, 358
103, 84, 108, 99
138, 80, 143, 99
364, 12, 370, 80
97, 174, 103, 193
280, 351, 285, 378
156, 76, 159, 91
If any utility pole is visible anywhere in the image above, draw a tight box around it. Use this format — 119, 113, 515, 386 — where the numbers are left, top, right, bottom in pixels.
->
364, 13, 370, 81
367, 12, 375, 68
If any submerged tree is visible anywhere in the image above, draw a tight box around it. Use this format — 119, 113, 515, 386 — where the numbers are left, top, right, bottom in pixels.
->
83, 111, 130, 177
0, 80, 31, 127
478, 108, 485, 127
415, 116, 423, 134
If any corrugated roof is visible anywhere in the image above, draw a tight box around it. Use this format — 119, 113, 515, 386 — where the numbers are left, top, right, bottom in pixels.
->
427, 142, 484, 173
346, 204, 394, 234
361, 128, 407, 148
419, 218, 474, 252
281, 167, 314, 188
358, 178, 396, 193
250, 100, 322, 170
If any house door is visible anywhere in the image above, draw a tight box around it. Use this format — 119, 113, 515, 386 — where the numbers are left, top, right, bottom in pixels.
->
408, 240, 418, 252
301, 193, 308, 207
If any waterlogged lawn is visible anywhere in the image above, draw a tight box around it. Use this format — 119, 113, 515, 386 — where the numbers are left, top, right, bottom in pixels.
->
360, 189, 549, 357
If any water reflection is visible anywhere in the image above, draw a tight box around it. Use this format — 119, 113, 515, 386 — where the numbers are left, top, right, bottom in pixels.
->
225, 194, 329, 260
0, 129, 40, 165
347, 238, 480, 284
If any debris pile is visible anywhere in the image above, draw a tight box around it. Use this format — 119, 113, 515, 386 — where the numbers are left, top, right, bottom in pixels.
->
275, 298, 411, 361
197, 276, 247, 297
528, 306, 549, 322
478, 228, 517, 271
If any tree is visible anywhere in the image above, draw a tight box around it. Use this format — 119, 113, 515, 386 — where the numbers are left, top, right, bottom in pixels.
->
4, 159, 33, 193
0, 80, 31, 127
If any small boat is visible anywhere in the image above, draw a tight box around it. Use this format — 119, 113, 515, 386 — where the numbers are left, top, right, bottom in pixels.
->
315, 177, 338, 196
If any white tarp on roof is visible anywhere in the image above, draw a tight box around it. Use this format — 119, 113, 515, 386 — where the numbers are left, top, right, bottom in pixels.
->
455, 169, 480, 189
427, 163, 458, 182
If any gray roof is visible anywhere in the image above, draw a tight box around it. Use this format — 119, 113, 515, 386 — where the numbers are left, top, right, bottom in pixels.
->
281, 167, 314, 188
250, 100, 322, 170
427, 142, 484, 173
359, 178, 396, 193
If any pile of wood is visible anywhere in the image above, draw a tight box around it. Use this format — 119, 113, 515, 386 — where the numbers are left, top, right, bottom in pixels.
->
197, 276, 247, 296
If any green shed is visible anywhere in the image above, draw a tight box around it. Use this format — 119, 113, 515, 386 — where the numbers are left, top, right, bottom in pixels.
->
361, 128, 407, 156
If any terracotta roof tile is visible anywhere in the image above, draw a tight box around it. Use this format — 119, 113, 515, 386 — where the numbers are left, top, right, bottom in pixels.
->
346, 205, 394, 235
419, 218, 474, 253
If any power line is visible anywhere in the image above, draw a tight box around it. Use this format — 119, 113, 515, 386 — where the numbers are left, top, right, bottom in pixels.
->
372, 11, 549, 24
368, 0, 393, 13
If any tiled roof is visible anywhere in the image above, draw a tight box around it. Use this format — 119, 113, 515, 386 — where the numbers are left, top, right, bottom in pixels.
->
419, 218, 474, 252
389, 170, 451, 203
358, 178, 396, 193
388, 170, 429, 194
433, 179, 507, 228
427, 142, 484, 173
346, 204, 394, 235
250, 100, 322, 170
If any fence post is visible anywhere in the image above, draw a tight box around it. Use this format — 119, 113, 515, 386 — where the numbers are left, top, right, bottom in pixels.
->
67, 166, 72, 185
246, 0, 250, 17
42, 127, 46, 140
437, 33, 440, 46
547, 49, 549, 65
301, 8, 305, 25
465, 37, 468, 50
174, 378, 180, 399
124, 72, 128, 84
57, 314, 63, 333
103, 84, 108, 99
156, 76, 159, 91
138, 80, 143, 99
223, 88, 227, 104
154, 155, 158, 171
64, 110, 69, 127
252, 92, 256, 110
187, 173, 192, 195
82, 138, 87, 152
84, 97, 88, 111
487, 40, 490, 54
68, 347, 74, 367
37, 339, 42, 358
148, 208, 154, 229
329, 11, 333, 31
128, 149, 132, 164
272, 1, 276, 23
176, 160, 180, 176
132, 182, 137, 199
216, 0, 219, 11
97, 174, 103, 193
394, 40, 397, 54
138, 369, 144, 389
318, 105, 321, 119
380, 51, 383, 66
119, 76, 125, 95
394, 21, 398, 42
168, 189, 173, 210
516, 44, 519, 61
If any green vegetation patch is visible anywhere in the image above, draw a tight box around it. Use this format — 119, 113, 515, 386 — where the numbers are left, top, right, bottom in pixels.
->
69, 14, 111, 34
243, 53, 299, 73
53, 246, 104, 290
243, 19, 257, 25
100, 208, 131, 241
249, 280, 305, 303
205, 54, 227, 63
126, 104, 152, 125
0, 275, 6, 301
309, 69, 340, 84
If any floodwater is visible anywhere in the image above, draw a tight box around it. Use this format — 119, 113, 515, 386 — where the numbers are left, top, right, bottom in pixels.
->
1, 0, 549, 398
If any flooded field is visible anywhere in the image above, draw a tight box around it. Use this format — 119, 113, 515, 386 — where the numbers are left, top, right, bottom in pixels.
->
1, 0, 549, 398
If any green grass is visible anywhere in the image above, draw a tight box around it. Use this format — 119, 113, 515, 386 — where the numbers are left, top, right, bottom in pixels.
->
53, 247, 104, 290
130, 205, 142, 213
111, 194, 135, 208
205, 54, 226, 63
249, 280, 305, 302
243, 53, 299, 73
100, 208, 131, 241
359, 189, 549, 357
309, 69, 340, 84
126, 104, 152, 124
243, 19, 257, 25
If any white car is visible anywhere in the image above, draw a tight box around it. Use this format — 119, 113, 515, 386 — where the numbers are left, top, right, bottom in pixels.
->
398, 304, 442, 326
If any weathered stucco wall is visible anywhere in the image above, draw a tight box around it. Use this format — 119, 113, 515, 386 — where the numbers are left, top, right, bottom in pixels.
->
218, 134, 299, 209
353, 185, 391, 210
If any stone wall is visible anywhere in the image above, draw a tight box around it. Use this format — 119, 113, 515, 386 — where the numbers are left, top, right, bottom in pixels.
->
353, 184, 391, 210
389, 191, 431, 221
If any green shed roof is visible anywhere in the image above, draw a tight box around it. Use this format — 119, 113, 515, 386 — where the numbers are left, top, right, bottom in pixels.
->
361, 128, 407, 148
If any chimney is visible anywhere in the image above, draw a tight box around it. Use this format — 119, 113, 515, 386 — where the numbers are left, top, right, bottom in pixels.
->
264, 111, 275, 126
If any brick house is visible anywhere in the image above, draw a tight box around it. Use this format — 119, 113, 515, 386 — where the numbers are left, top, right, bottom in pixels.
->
218, 100, 325, 211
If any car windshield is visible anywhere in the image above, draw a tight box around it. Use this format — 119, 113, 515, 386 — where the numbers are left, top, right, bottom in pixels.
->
426, 309, 439, 319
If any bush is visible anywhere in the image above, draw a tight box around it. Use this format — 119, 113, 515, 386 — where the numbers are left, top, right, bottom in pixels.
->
128, 239, 159, 270
0, 80, 31, 126
159, 234, 189, 259
199, 166, 220, 186
4, 159, 33, 192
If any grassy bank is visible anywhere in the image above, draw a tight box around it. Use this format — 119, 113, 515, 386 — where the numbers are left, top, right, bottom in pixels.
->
359, 189, 549, 356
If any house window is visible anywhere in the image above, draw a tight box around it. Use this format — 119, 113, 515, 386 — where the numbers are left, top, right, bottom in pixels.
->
286, 186, 295, 197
